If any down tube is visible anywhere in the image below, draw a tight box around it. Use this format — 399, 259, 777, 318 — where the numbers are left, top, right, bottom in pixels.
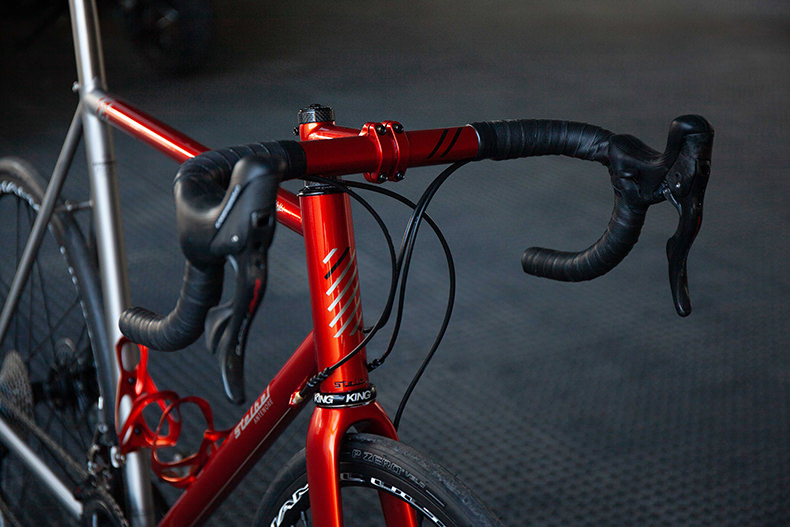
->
159, 334, 316, 527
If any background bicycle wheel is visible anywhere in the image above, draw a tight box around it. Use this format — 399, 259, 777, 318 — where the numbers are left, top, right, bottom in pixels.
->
2, 0, 788, 525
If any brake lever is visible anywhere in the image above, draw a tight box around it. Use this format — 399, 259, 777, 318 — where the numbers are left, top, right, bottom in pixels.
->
661, 116, 714, 316
205, 248, 268, 404
202, 157, 280, 404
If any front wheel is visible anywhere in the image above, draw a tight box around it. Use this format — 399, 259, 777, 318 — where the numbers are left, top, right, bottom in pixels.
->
254, 433, 502, 527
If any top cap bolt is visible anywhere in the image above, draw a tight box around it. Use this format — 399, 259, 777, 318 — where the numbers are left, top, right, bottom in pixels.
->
298, 104, 335, 125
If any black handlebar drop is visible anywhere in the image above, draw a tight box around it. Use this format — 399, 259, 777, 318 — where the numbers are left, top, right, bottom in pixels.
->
119, 141, 305, 403
470, 115, 713, 316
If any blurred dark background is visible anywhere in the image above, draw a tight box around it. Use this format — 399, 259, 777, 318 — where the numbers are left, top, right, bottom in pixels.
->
1, 1, 789, 525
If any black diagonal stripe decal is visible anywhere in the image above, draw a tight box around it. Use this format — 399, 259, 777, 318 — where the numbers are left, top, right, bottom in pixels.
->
324, 246, 350, 279
426, 129, 449, 159
440, 128, 463, 157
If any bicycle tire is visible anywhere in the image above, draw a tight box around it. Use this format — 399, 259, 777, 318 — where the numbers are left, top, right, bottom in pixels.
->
253, 433, 503, 527
0, 157, 108, 526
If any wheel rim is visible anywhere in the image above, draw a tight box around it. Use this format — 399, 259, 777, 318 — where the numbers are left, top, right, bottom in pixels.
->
271, 482, 431, 527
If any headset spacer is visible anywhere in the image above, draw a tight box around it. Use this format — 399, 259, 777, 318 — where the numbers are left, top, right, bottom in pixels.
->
314, 385, 377, 408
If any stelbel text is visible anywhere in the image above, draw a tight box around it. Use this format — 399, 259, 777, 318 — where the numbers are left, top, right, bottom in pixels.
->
234, 388, 273, 439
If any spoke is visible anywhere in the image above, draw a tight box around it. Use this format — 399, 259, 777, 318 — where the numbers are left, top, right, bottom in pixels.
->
42, 395, 89, 451
15, 200, 27, 353
0, 259, 11, 291
75, 324, 90, 364
42, 405, 84, 483
18, 477, 29, 521
28, 296, 82, 359
26, 205, 39, 357
25, 253, 34, 358
13, 198, 23, 350
42, 407, 57, 438
31, 237, 58, 363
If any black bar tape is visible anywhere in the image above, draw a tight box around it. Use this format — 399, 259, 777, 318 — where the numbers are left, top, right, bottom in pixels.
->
119, 263, 223, 351
469, 119, 650, 283
470, 119, 613, 164
173, 140, 305, 188
522, 194, 647, 281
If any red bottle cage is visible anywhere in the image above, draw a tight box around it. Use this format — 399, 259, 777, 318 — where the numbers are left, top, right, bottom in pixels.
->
115, 338, 230, 488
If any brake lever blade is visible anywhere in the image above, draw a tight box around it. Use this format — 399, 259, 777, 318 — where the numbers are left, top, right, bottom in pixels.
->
209, 251, 267, 404
664, 179, 705, 316
662, 116, 714, 316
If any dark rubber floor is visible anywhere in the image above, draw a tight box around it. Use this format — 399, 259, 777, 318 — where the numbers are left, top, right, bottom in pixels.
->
2, 1, 789, 525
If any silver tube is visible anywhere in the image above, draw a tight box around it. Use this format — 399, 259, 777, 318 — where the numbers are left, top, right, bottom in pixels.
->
67, 0, 107, 94
68, 1, 155, 525
0, 417, 83, 519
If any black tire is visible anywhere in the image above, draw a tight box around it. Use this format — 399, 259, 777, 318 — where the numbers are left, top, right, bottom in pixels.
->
122, 0, 214, 75
0, 158, 108, 526
254, 433, 503, 527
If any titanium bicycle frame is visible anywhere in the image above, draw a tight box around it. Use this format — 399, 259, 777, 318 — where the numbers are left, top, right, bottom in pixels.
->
0, 0, 483, 525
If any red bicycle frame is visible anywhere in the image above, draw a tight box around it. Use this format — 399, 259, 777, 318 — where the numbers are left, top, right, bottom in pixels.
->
91, 91, 480, 526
